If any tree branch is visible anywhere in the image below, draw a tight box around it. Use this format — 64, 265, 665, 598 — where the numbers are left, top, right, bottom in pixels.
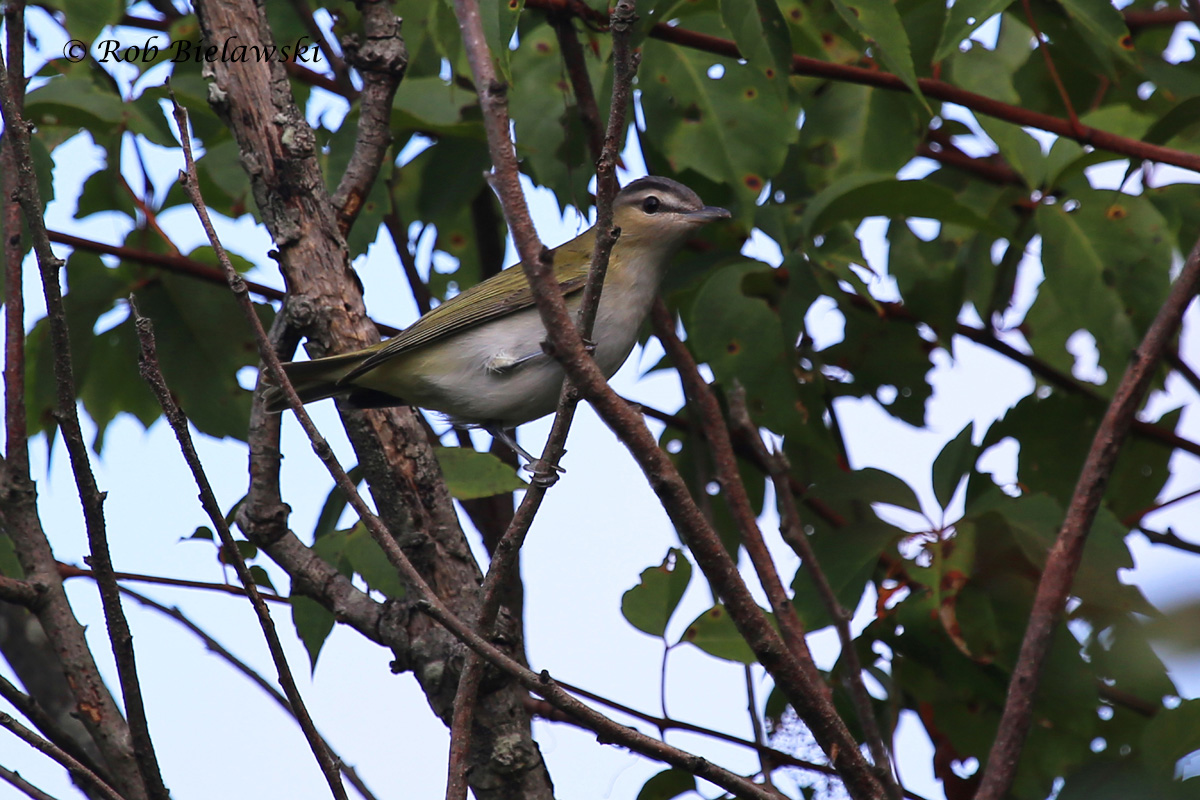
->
118, 586, 381, 800
444, 3, 640, 796
522, 0, 1200, 175
0, 765, 60, 800
165, 104, 356, 800
974, 234, 1200, 800
330, 0, 407, 236
447, 0, 882, 788
0, 713, 124, 800
0, 40, 166, 800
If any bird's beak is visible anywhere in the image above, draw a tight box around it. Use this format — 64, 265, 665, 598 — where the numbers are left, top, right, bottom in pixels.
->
688, 205, 732, 223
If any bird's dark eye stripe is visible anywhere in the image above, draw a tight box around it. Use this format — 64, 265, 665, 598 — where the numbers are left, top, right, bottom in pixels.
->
642, 195, 661, 213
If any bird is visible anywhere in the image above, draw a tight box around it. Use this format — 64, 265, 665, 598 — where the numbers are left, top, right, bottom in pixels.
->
263, 176, 730, 464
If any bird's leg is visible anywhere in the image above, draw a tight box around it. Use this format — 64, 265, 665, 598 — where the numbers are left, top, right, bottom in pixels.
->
539, 338, 597, 358
486, 425, 565, 486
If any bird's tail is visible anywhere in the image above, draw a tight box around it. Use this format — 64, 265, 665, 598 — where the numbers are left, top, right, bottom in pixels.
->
260, 351, 369, 412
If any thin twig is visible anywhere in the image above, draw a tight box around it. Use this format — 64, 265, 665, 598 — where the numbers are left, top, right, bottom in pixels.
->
0, 674, 113, 787
416, 599, 781, 800
119, 586, 381, 800
0, 714, 125, 800
0, 43, 169, 800
443, 4, 640, 796
974, 234, 1200, 800
744, 666, 783, 796
649, 305, 828, 681
1121, 486, 1200, 527
3, 0, 28, 479
727, 382, 901, 798
57, 563, 288, 602
1137, 526, 1200, 557
1021, 0, 1083, 136
0, 765, 60, 800
160, 104, 349, 800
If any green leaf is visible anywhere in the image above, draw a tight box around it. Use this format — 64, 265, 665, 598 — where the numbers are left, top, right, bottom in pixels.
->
933, 0, 1017, 62
719, 0, 793, 94
640, 28, 797, 209
0, 534, 22, 578
62, 0, 125, 46
344, 525, 406, 599
313, 466, 365, 542
636, 768, 697, 800
1056, 0, 1132, 68
932, 423, 975, 510
802, 176, 1004, 239
291, 594, 335, 670
24, 77, 127, 130
621, 549, 693, 638
791, 519, 896, 631
977, 118, 1046, 189
680, 604, 765, 664
1141, 700, 1200, 777
434, 447, 524, 500
688, 261, 800, 433
1031, 197, 1167, 384
482, 0, 523, 81
829, 0, 927, 109
248, 565, 276, 591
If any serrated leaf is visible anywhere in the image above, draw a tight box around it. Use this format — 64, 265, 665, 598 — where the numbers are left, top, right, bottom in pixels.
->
434, 447, 524, 500
933, 0, 1017, 62
802, 176, 1004, 239
932, 423, 975, 510
829, 0, 927, 110
679, 604, 764, 663
1056, 0, 1132, 68
636, 768, 697, 800
640, 29, 797, 209
291, 594, 335, 670
621, 549, 693, 638
719, 0, 792, 94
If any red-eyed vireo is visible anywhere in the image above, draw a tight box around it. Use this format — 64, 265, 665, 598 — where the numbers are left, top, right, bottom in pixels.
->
263, 176, 730, 461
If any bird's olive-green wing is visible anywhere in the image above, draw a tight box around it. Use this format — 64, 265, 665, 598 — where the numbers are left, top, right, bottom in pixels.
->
343, 236, 595, 382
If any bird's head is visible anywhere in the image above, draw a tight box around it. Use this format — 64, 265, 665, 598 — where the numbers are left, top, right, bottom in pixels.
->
610, 177, 731, 250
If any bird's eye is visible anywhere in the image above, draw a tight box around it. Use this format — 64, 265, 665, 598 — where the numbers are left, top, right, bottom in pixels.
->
642, 196, 661, 214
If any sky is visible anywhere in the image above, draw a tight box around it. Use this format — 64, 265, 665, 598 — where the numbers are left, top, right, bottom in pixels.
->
4, 6, 1200, 800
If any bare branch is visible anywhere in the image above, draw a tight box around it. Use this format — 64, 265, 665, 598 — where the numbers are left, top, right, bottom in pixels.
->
727, 383, 900, 797
444, 4, 641, 796
330, 2, 408, 236
974, 234, 1200, 800
0, 38, 166, 800
649, 305, 828, 681
0, 765, 61, 800
162, 105, 351, 800
0, 674, 112, 789
119, 587, 381, 800
415, 599, 782, 800
0, 713, 124, 800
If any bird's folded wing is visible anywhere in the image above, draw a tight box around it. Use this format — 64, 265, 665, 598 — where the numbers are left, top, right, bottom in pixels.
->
342, 264, 590, 383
